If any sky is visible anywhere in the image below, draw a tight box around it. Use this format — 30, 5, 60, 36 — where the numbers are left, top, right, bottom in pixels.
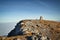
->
0, 0, 60, 36
0, 0, 60, 23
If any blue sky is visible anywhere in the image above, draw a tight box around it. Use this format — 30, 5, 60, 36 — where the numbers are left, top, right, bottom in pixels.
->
0, 0, 60, 23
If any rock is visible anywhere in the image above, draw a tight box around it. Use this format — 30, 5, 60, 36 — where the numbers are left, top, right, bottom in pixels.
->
6, 17, 60, 40
7, 21, 24, 37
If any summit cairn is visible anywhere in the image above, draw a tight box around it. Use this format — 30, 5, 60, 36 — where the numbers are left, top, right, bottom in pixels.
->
40, 16, 43, 20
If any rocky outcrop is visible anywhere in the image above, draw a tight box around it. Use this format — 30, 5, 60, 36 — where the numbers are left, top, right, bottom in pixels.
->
1, 16, 60, 40
7, 21, 24, 37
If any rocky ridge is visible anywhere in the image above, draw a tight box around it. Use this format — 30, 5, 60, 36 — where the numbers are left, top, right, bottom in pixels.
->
0, 16, 60, 40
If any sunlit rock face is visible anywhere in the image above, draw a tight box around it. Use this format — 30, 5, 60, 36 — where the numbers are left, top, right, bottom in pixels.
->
7, 19, 60, 40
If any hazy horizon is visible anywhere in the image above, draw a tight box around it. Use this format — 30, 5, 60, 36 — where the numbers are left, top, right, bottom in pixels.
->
0, 22, 17, 36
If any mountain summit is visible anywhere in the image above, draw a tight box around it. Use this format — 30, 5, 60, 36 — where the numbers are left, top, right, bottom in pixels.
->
0, 16, 60, 40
